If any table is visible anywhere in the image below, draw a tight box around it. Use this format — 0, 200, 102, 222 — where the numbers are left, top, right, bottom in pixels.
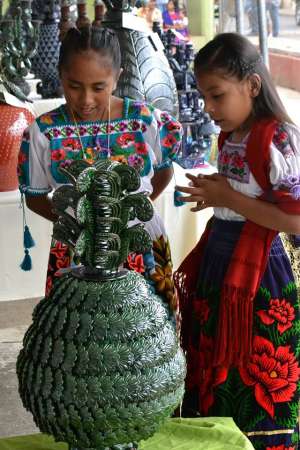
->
0, 418, 254, 450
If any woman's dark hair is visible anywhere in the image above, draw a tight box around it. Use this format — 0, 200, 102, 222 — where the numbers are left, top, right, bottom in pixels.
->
194, 32, 292, 124
168, 0, 179, 12
58, 26, 121, 75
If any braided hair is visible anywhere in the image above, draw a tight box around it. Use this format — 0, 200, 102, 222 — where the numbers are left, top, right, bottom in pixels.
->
58, 26, 121, 75
194, 33, 292, 124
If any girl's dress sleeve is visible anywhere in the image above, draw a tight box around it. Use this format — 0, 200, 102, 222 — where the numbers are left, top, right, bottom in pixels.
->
18, 121, 52, 196
269, 123, 300, 199
143, 106, 182, 172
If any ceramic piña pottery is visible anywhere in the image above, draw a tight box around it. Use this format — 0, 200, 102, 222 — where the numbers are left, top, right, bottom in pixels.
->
17, 160, 186, 450
102, 0, 179, 117
31, 0, 63, 98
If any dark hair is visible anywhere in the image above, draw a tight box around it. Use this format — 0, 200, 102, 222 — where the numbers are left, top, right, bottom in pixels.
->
168, 0, 179, 12
194, 33, 292, 124
58, 26, 121, 75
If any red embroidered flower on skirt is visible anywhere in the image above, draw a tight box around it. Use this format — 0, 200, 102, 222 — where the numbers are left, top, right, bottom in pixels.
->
187, 334, 228, 415
239, 336, 300, 418
266, 446, 295, 450
50, 242, 70, 259
126, 253, 145, 273
193, 298, 210, 325
45, 275, 53, 297
257, 298, 295, 334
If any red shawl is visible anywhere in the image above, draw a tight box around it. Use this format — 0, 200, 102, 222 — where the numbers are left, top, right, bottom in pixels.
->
174, 119, 300, 367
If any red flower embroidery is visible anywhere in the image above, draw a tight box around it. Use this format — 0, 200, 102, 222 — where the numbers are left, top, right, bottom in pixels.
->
193, 298, 210, 325
167, 121, 181, 131
117, 133, 135, 148
126, 253, 145, 273
232, 154, 244, 169
267, 446, 295, 450
162, 135, 177, 148
62, 138, 81, 150
45, 275, 53, 297
195, 334, 228, 414
220, 152, 230, 165
134, 142, 148, 155
18, 151, 27, 165
239, 336, 300, 418
50, 242, 70, 259
257, 299, 295, 334
51, 149, 66, 161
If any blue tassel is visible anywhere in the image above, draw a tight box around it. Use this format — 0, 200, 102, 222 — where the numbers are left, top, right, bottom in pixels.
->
23, 225, 35, 249
20, 249, 32, 271
174, 190, 185, 207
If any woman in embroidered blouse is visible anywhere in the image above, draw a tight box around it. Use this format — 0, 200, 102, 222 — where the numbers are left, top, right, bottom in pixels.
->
162, 0, 189, 38
174, 33, 300, 449
18, 26, 182, 313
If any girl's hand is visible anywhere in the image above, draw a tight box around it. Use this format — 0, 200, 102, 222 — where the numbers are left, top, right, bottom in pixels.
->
175, 173, 233, 212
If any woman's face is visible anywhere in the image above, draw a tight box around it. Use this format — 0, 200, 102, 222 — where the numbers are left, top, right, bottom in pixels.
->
60, 49, 119, 122
167, 0, 175, 11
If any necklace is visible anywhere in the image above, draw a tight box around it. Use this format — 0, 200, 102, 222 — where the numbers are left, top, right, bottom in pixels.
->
67, 97, 112, 161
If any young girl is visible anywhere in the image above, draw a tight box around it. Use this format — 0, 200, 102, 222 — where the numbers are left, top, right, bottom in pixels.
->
174, 33, 300, 450
18, 25, 182, 314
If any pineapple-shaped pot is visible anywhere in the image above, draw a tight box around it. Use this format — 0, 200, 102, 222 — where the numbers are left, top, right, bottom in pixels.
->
102, 0, 179, 117
17, 160, 186, 450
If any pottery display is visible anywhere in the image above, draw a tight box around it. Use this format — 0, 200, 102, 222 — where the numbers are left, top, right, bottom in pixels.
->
17, 160, 186, 450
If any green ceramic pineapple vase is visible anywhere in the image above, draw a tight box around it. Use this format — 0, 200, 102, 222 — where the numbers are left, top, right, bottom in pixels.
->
17, 160, 186, 450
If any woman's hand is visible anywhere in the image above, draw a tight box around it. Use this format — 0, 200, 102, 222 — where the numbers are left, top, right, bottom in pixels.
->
175, 173, 234, 212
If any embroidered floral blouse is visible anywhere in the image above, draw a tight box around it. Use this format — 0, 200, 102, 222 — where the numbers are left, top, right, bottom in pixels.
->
215, 123, 300, 221
18, 97, 182, 196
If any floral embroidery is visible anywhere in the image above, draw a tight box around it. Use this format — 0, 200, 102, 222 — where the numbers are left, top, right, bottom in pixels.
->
196, 334, 228, 414
239, 336, 300, 418
272, 125, 294, 159
110, 155, 128, 165
18, 150, 27, 165
266, 446, 295, 450
193, 298, 210, 325
257, 298, 295, 334
51, 149, 66, 161
116, 133, 135, 148
162, 135, 178, 148
134, 142, 148, 155
40, 114, 53, 125
127, 154, 144, 172
167, 121, 182, 132
62, 138, 81, 150
276, 175, 300, 200
218, 145, 250, 183
126, 253, 145, 273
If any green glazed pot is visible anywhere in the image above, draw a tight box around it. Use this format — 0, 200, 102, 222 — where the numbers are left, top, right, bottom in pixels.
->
17, 160, 186, 450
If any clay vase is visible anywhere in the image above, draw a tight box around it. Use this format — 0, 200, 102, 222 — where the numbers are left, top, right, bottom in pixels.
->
17, 161, 186, 450
0, 103, 34, 192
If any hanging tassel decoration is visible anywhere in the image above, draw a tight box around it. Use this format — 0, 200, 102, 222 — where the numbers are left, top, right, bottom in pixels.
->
174, 190, 185, 207
20, 249, 32, 271
23, 224, 35, 249
20, 192, 35, 271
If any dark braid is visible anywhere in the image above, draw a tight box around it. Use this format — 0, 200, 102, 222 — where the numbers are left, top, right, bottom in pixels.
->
194, 32, 292, 124
58, 25, 121, 74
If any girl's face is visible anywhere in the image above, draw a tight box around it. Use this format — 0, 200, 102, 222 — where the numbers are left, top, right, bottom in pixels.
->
167, 1, 175, 11
60, 50, 119, 122
196, 70, 255, 135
